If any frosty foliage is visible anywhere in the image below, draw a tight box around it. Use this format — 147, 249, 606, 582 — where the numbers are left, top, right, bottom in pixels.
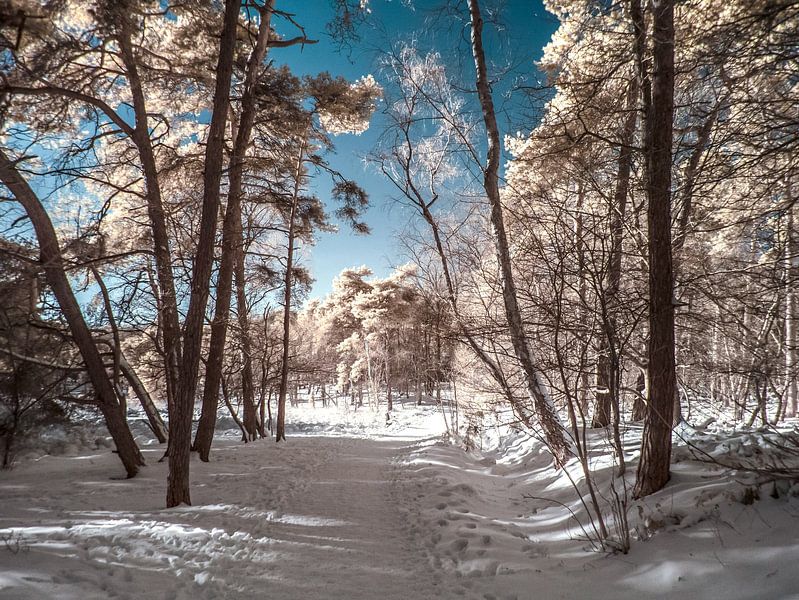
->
312, 74, 382, 135
305, 265, 429, 394
374, 44, 477, 212
499, 0, 799, 429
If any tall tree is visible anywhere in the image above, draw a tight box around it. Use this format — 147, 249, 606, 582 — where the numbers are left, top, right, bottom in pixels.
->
466, 0, 571, 465
193, 1, 274, 460
275, 126, 308, 443
167, 0, 240, 507
633, 0, 678, 498
785, 185, 798, 417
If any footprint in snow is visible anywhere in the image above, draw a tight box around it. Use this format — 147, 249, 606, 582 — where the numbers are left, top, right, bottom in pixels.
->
457, 529, 477, 540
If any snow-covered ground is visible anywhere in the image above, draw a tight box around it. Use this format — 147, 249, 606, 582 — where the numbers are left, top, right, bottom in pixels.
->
402, 421, 799, 599
1, 399, 799, 599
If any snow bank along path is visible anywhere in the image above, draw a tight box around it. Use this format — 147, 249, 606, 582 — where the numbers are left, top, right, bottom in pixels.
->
0, 428, 483, 600
5, 407, 799, 600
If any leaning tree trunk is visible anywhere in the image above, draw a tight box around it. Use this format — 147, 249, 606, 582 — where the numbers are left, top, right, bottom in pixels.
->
633, 0, 678, 499
467, 0, 571, 465
0, 149, 144, 477
194, 4, 272, 460
96, 335, 168, 444
167, 0, 239, 507
420, 203, 517, 408
119, 354, 168, 443
118, 21, 182, 428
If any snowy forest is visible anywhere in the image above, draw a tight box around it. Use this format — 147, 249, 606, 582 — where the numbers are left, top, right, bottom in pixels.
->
1, 0, 798, 598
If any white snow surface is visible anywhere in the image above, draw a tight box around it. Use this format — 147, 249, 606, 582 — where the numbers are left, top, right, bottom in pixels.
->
2, 400, 799, 599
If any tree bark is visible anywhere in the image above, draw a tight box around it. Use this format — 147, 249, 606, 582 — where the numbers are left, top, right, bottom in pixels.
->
467, 0, 571, 465
221, 376, 248, 441
194, 3, 273, 459
594, 79, 638, 428
235, 257, 259, 440
276, 134, 307, 442
119, 353, 168, 443
96, 335, 169, 444
0, 149, 144, 477
631, 367, 648, 421
117, 22, 182, 427
785, 182, 798, 417
634, 0, 678, 499
167, 0, 239, 507
385, 332, 393, 412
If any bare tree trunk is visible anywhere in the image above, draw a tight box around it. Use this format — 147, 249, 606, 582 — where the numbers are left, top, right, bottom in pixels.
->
0, 149, 144, 477
194, 3, 272, 459
594, 80, 638, 428
631, 367, 648, 421
364, 338, 376, 409
634, 0, 677, 499
91, 267, 123, 406
276, 134, 308, 442
221, 376, 248, 441
258, 307, 273, 433
142, 259, 173, 438
236, 264, 259, 440
119, 354, 168, 443
167, 0, 239, 507
467, 0, 571, 465
266, 389, 273, 432
95, 335, 169, 444
785, 181, 798, 417
385, 333, 393, 412
258, 385, 267, 437
672, 103, 722, 260
420, 203, 517, 404
571, 184, 591, 422
117, 22, 182, 427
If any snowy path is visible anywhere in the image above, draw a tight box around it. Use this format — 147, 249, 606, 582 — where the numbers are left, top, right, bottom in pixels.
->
0, 432, 477, 600
250, 436, 459, 599
5, 414, 799, 600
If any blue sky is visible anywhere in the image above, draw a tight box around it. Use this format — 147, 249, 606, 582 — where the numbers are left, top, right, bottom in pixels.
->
271, 0, 559, 300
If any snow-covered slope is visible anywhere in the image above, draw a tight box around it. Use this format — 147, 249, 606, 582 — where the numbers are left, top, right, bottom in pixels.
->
399, 423, 799, 599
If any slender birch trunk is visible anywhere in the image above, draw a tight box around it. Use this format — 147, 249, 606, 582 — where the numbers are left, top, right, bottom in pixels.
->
276, 132, 308, 442
784, 180, 797, 417
467, 0, 571, 464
